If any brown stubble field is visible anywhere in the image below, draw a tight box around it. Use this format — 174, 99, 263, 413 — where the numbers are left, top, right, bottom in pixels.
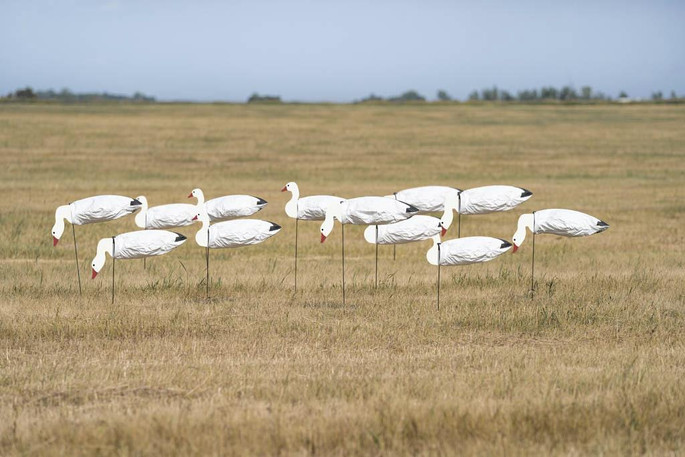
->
0, 102, 684, 456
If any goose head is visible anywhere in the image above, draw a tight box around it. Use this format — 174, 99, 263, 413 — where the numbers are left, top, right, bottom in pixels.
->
51, 205, 70, 246
439, 193, 460, 232
281, 182, 299, 195
188, 188, 205, 204
319, 201, 343, 243
134, 196, 148, 228
512, 213, 533, 253
91, 238, 113, 279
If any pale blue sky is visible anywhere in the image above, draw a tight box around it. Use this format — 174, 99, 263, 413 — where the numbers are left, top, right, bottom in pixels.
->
2, 0, 684, 101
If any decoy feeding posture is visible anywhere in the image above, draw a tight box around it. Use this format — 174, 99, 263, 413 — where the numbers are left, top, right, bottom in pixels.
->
455, 185, 533, 237
387, 185, 462, 213
320, 196, 419, 304
90, 230, 187, 303
363, 193, 460, 284
188, 188, 267, 222
426, 234, 512, 309
282, 181, 345, 292
193, 209, 281, 298
134, 195, 197, 229
52, 195, 142, 294
512, 209, 610, 295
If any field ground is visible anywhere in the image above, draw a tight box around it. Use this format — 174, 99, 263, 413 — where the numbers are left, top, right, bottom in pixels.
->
0, 103, 684, 455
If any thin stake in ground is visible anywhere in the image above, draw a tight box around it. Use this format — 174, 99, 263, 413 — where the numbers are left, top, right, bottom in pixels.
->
72, 224, 82, 295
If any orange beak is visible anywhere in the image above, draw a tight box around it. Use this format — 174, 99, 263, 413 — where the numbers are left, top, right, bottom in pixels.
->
512, 244, 519, 253
441, 226, 447, 237
320, 233, 327, 243
91, 269, 98, 279
281, 186, 287, 192
53, 236, 59, 247
192, 215, 198, 221
187, 192, 193, 198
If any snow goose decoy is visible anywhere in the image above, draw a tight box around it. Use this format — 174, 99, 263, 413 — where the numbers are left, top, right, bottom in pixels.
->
52, 195, 142, 294
320, 196, 419, 304
426, 234, 512, 309
385, 185, 462, 259
387, 185, 462, 213
90, 230, 187, 303
134, 195, 197, 229
455, 185, 533, 237
134, 195, 197, 269
512, 209, 610, 296
188, 188, 267, 222
193, 209, 281, 298
363, 193, 460, 285
282, 181, 345, 293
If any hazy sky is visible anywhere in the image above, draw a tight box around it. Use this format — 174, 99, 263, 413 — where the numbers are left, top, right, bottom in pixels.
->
2, 0, 684, 102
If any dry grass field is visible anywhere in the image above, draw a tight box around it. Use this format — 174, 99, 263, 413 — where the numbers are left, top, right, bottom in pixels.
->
0, 102, 684, 456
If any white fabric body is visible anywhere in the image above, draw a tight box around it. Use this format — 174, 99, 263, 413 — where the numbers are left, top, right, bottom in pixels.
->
70, 195, 139, 225
427, 236, 511, 266
144, 203, 197, 229
459, 185, 531, 215
340, 197, 416, 225
295, 195, 345, 221
205, 195, 266, 221
202, 219, 280, 249
112, 230, 186, 260
392, 186, 461, 213
533, 209, 607, 237
364, 215, 440, 245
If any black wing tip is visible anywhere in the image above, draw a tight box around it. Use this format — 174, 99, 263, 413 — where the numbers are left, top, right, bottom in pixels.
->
500, 240, 512, 249
256, 197, 268, 206
520, 188, 533, 198
269, 223, 281, 231
597, 220, 609, 228
406, 204, 419, 213
131, 199, 142, 206
174, 233, 187, 242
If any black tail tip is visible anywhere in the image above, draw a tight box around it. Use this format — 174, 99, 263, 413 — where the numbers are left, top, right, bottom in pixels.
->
520, 189, 533, 198
256, 198, 268, 206
174, 233, 187, 242
500, 240, 512, 249
131, 199, 142, 206
269, 223, 281, 231
597, 220, 609, 228
406, 205, 419, 213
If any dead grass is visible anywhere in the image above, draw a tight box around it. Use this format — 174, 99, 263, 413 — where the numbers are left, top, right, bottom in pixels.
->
0, 103, 684, 456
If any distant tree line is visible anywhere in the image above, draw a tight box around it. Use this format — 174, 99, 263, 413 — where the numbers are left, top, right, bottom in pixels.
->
247, 93, 282, 103
356, 90, 427, 103
3, 87, 155, 102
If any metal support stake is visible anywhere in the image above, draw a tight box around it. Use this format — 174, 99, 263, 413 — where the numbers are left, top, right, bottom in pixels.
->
437, 242, 441, 310
294, 216, 299, 293
206, 229, 210, 299
342, 223, 346, 306
375, 225, 378, 288
111, 237, 115, 304
72, 224, 82, 295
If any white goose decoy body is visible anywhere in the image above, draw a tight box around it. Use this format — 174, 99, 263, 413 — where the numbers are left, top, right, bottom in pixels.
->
52, 195, 142, 245
387, 186, 462, 213
363, 194, 460, 244
458, 185, 532, 215
193, 210, 281, 249
426, 235, 512, 266
512, 209, 609, 252
189, 188, 267, 222
320, 197, 419, 242
282, 182, 345, 220
134, 196, 197, 229
90, 230, 187, 278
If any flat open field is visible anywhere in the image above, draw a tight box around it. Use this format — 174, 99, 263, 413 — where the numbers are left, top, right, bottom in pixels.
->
1, 103, 684, 455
